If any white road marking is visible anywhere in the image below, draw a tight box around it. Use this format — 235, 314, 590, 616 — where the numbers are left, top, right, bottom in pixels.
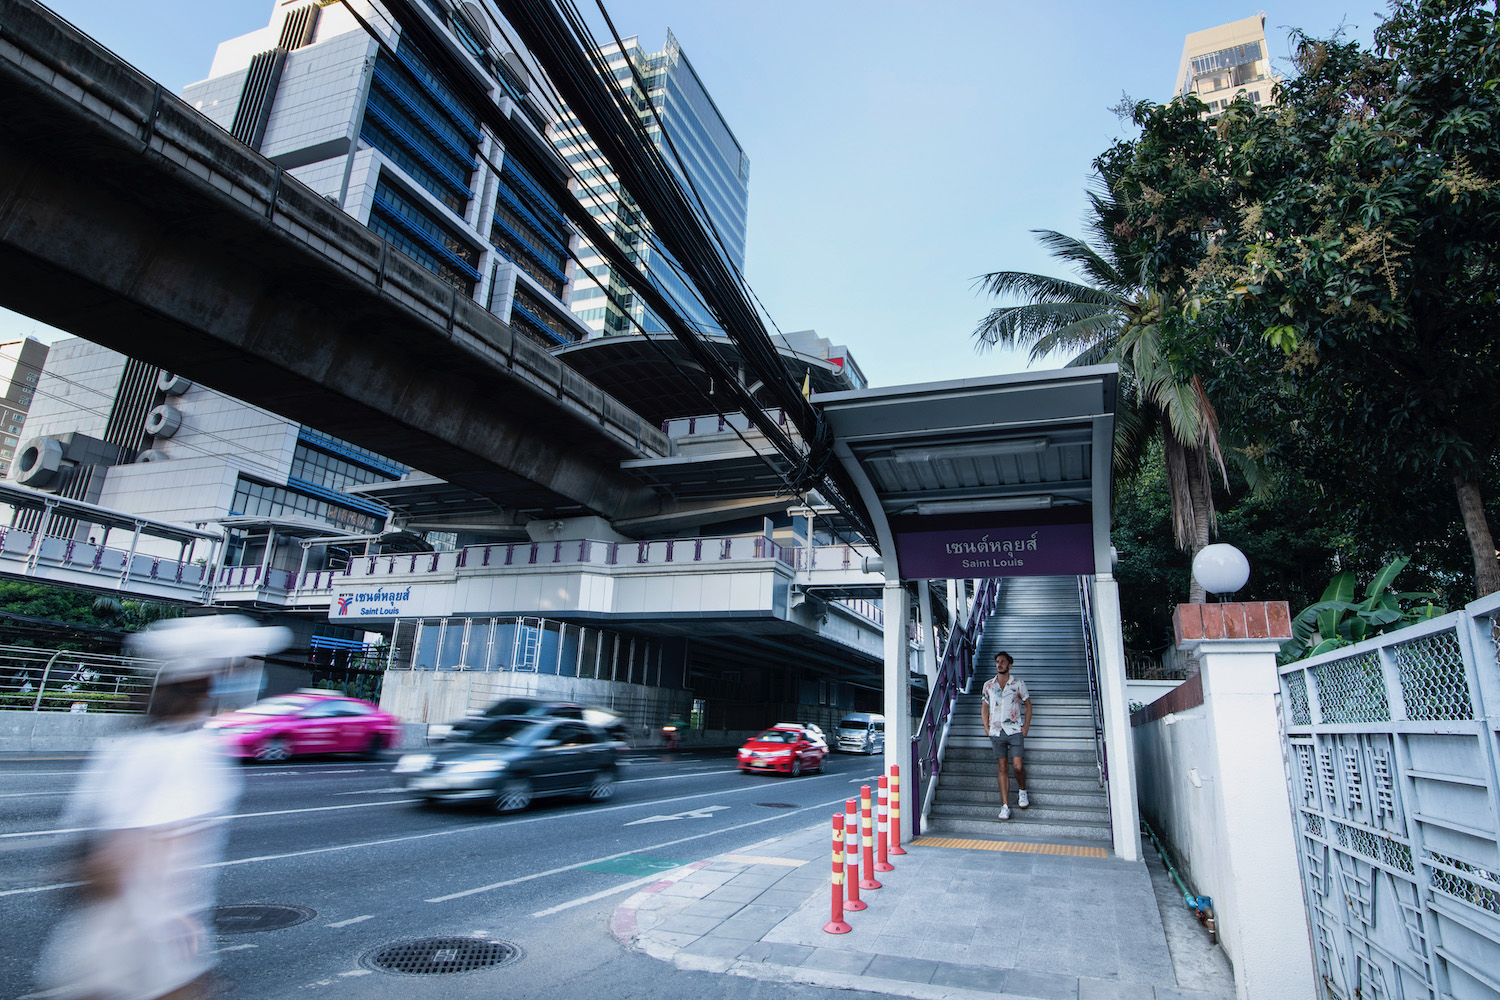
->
2, 798, 419, 840
530, 866, 695, 917
332, 787, 408, 796
624, 804, 730, 826
339, 970, 373, 977
3, 781, 848, 896
0, 790, 70, 798
215, 944, 258, 953
0, 880, 85, 898
326, 914, 374, 928
426, 793, 855, 903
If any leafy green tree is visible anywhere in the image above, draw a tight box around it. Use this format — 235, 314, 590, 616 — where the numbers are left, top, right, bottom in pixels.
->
972, 184, 1229, 601
1106, 0, 1500, 596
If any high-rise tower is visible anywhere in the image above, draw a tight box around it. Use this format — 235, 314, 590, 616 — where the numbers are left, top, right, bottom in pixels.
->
552, 31, 750, 338
1174, 14, 1280, 115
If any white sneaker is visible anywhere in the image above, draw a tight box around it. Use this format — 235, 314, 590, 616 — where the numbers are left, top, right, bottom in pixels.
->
1018, 790, 1029, 809
998, 804, 1010, 820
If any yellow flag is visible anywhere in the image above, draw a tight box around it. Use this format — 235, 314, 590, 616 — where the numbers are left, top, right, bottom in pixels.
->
801, 372, 811, 400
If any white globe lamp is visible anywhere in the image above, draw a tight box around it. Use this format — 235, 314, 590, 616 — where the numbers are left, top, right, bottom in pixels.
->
1192, 543, 1250, 597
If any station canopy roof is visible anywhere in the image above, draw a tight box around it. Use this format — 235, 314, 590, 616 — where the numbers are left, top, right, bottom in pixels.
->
814, 366, 1119, 581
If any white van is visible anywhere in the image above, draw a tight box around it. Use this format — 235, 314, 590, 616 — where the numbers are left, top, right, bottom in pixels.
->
835, 713, 885, 754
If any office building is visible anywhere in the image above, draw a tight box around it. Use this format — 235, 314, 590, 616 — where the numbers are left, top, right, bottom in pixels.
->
1174, 14, 1280, 114
552, 30, 750, 337
0, 337, 47, 477
182, 0, 590, 350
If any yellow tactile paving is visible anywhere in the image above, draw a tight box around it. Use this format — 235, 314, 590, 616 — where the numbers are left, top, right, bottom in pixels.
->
718, 854, 808, 867
909, 836, 1109, 858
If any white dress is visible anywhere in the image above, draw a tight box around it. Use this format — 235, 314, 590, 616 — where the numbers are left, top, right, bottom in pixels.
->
36, 724, 242, 1000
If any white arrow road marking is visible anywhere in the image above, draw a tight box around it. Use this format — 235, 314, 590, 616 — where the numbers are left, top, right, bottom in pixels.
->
624, 805, 730, 826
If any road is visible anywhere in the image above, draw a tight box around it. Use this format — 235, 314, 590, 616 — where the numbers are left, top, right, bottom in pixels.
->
1, 747, 890, 999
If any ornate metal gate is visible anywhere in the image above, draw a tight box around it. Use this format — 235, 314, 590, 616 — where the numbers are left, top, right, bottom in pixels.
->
1278, 594, 1500, 999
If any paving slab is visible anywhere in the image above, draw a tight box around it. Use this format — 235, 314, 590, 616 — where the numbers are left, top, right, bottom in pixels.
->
612, 822, 1237, 1000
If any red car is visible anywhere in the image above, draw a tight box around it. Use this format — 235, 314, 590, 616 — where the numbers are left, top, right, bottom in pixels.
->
737, 723, 828, 777
205, 690, 401, 762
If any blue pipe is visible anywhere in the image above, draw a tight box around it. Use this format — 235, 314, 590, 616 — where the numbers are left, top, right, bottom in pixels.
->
1141, 819, 1217, 943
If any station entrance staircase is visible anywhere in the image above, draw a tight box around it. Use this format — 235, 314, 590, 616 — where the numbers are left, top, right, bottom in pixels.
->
923, 576, 1111, 845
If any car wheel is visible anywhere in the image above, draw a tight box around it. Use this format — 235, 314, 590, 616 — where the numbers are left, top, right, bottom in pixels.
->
789, 757, 802, 778
361, 734, 386, 759
814, 755, 825, 774
495, 778, 533, 813
586, 771, 616, 801
254, 738, 292, 763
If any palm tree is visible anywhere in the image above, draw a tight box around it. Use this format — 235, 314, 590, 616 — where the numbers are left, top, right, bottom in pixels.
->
973, 186, 1227, 602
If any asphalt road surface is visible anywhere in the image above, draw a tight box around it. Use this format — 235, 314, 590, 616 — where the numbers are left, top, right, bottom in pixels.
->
1, 747, 891, 999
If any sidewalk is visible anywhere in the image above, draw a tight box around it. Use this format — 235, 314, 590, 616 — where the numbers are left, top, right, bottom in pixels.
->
612, 822, 1234, 1000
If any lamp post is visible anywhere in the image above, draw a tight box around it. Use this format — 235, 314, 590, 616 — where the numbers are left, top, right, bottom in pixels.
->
1191, 543, 1250, 600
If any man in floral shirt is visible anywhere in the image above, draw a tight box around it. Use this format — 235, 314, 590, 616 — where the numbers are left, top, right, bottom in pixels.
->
981, 651, 1031, 820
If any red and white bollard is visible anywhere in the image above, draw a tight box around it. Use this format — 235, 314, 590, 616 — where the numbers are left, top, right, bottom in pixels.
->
859, 784, 882, 890
844, 799, 866, 910
875, 775, 894, 872
889, 765, 907, 855
824, 812, 851, 934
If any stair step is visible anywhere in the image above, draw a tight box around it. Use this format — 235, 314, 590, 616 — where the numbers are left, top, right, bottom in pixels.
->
930, 802, 1109, 824
941, 760, 1102, 781
943, 745, 1098, 763
935, 774, 1105, 794
930, 779, 1110, 803
921, 815, 1112, 842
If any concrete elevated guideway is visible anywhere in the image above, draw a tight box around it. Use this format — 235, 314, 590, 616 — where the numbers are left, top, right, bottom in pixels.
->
0, 0, 678, 523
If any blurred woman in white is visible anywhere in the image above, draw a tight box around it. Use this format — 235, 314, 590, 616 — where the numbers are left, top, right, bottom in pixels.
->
37, 616, 288, 1000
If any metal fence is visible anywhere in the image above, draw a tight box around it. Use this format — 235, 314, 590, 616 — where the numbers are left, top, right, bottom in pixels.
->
1278, 591, 1500, 1000
0, 644, 159, 713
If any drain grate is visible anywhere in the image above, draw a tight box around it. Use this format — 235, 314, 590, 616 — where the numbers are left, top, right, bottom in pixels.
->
214, 904, 315, 934
754, 802, 797, 809
362, 937, 521, 976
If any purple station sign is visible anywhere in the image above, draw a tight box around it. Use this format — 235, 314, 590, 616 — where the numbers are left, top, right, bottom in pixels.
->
890, 510, 1097, 580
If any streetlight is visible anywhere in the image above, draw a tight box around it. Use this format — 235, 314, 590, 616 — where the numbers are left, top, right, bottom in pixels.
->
1192, 544, 1249, 599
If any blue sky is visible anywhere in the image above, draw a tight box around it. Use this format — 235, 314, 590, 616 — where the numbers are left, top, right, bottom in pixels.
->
5, 1, 1378, 388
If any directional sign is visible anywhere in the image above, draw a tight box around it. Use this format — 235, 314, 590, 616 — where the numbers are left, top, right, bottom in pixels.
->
624, 805, 730, 826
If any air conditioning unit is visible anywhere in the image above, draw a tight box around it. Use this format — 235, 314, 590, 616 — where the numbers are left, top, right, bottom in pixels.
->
144, 404, 182, 438
156, 372, 192, 395
15, 436, 63, 487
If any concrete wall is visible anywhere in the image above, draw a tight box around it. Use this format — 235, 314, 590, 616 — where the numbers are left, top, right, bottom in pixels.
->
1134, 700, 1227, 914
0, 708, 142, 751
1128, 678, 1180, 709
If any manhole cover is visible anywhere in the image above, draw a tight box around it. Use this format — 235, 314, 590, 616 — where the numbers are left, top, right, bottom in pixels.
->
362, 937, 522, 976
214, 904, 316, 934
754, 802, 797, 809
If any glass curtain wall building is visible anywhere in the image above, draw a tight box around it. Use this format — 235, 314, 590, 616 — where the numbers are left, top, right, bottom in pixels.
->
552, 31, 750, 338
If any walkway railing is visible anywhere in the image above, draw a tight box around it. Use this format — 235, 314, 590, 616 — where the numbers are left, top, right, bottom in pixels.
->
1078, 577, 1108, 787
1278, 591, 1500, 1000
913, 578, 999, 836
0, 645, 159, 713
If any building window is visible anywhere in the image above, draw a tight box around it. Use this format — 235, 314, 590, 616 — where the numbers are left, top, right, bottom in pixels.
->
360, 46, 479, 216
231, 476, 384, 534
368, 173, 481, 293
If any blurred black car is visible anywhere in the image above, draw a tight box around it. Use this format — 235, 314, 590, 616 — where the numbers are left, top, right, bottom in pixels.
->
428, 696, 631, 745
394, 716, 620, 812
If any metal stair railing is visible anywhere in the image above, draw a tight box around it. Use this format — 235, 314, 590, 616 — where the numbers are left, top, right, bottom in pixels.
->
914, 577, 1000, 836
1077, 576, 1108, 788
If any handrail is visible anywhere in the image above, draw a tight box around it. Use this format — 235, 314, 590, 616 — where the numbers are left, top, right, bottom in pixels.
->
1078, 577, 1109, 787
913, 578, 1000, 836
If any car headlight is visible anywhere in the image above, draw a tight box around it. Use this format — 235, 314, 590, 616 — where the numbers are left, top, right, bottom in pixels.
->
393, 753, 435, 773
448, 759, 506, 774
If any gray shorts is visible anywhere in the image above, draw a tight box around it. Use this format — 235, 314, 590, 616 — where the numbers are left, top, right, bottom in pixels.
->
989, 731, 1025, 760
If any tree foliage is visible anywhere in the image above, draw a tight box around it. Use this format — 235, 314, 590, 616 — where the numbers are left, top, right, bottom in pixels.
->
1104, 0, 1500, 596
